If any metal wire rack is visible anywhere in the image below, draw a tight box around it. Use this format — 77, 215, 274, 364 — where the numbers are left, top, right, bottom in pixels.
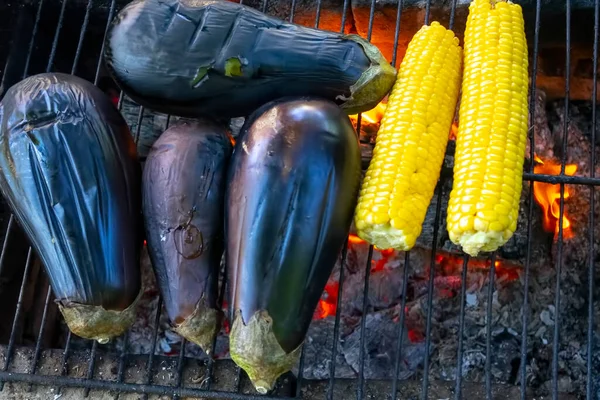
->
0, 0, 597, 399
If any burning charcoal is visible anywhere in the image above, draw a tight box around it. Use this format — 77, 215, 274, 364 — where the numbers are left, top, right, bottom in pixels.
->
295, 317, 355, 380
341, 308, 426, 380
342, 267, 406, 315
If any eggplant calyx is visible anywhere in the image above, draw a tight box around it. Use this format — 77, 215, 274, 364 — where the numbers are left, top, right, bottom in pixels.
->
58, 288, 143, 344
340, 34, 397, 115
172, 297, 223, 356
229, 310, 302, 394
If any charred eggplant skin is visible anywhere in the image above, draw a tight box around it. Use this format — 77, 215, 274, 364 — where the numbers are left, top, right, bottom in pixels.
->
226, 97, 361, 391
0, 73, 142, 342
104, 0, 396, 119
142, 120, 232, 353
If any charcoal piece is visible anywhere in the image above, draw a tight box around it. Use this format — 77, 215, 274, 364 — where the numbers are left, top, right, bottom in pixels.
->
295, 317, 355, 380
342, 267, 406, 315
342, 308, 427, 379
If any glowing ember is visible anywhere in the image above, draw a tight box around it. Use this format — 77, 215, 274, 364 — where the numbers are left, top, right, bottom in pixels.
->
532, 156, 577, 239
449, 122, 458, 141
349, 100, 387, 125
348, 234, 366, 245
315, 282, 339, 319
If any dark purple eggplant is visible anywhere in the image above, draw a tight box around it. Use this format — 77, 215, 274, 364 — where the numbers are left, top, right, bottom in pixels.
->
104, 0, 396, 119
142, 120, 232, 354
226, 97, 361, 393
0, 73, 142, 343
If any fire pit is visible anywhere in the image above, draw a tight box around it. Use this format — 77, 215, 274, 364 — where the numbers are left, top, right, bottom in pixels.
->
0, 0, 598, 399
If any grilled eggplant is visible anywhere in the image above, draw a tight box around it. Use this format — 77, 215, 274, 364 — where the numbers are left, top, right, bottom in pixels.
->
142, 120, 232, 354
104, 0, 396, 119
0, 73, 142, 343
226, 98, 361, 393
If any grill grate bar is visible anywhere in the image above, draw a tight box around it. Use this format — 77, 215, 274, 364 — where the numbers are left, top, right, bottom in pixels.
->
141, 297, 163, 400
485, 253, 497, 399
520, 1, 542, 398
57, 331, 72, 395
326, 242, 348, 400
22, 0, 45, 79
0, 371, 295, 400
29, 285, 53, 376
0, 216, 16, 278
314, 0, 322, 27
84, 341, 98, 397
390, 0, 403, 68
204, 265, 229, 390
390, 251, 410, 400
587, 1, 599, 398
295, 345, 306, 397
134, 107, 146, 145
324, 0, 351, 396
46, 0, 68, 73
454, 255, 470, 400
551, 1, 571, 399
289, 0, 297, 22
420, 185, 442, 400
115, 332, 130, 400
0, 248, 34, 388
356, 245, 374, 400
523, 172, 600, 185
449, 0, 458, 30
172, 337, 187, 400
94, 0, 117, 85
71, 0, 93, 75
355, 0, 378, 397
235, 365, 244, 393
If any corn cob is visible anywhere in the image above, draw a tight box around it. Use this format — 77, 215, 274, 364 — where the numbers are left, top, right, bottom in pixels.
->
447, 0, 529, 256
354, 22, 462, 251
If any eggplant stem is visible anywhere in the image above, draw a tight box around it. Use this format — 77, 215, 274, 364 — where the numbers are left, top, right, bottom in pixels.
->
172, 295, 223, 356
58, 287, 143, 344
229, 310, 302, 394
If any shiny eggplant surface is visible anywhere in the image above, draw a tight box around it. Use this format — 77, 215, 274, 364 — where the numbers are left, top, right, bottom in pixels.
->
104, 0, 396, 119
0, 73, 142, 343
226, 97, 361, 393
142, 120, 232, 354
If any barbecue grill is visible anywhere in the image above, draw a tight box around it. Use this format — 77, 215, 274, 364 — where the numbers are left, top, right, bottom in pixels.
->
0, 0, 597, 399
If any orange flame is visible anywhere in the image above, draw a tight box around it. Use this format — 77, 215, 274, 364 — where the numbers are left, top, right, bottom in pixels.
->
315, 282, 339, 319
348, 234, 366, 245
533, 156, 577, 239
449, 122, 458, 141
349, 101, 387, 125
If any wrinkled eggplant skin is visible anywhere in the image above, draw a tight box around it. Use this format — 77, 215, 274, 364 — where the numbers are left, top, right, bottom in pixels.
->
105, 0, 395, 119
226, 97, 362, 353
0, 73, 142, 311
143, 120, 232, 325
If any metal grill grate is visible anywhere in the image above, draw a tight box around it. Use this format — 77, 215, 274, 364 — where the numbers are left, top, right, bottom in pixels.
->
0, 0, 597, 399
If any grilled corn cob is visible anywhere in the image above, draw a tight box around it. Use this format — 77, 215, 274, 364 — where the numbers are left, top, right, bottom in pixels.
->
447, 0, 529, 256
354, 22, 462, 251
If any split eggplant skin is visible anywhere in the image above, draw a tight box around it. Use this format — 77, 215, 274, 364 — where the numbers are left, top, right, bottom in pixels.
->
142, 120, 232, 354
226, 97, 361, 392
0, 73, 142, 343
104, 0, 397, 119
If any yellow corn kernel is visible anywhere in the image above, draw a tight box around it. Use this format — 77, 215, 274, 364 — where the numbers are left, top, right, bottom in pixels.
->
354, 21, 462, 251
447, 0, 529, 257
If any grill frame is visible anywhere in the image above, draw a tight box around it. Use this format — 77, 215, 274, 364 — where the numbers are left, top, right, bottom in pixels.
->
0, 0, 597, 399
